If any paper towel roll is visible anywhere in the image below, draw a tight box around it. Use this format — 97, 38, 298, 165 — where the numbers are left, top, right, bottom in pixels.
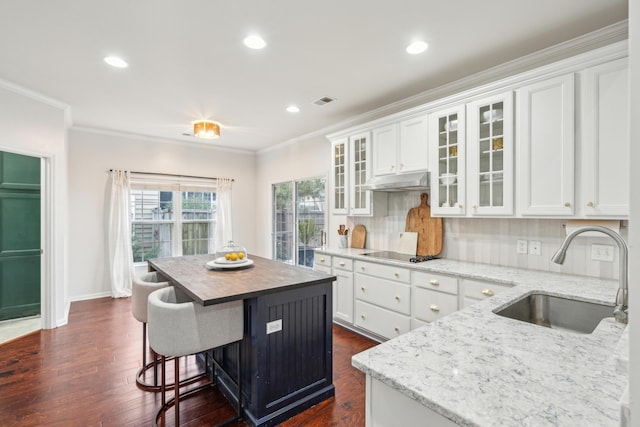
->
564, 220, 621, 237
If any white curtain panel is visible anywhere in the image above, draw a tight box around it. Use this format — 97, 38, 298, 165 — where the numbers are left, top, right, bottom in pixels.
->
216, 178, 233, 249
108, 170, 134, 298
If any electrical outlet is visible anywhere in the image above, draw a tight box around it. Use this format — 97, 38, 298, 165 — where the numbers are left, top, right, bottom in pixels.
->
266, 319, 282, 334
592, 244, 614, 262
529, 241, 541, 256
516, 240, 528, 254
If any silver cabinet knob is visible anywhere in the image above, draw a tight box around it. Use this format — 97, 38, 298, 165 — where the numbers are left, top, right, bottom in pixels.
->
361, 314, 365, 320
361, 287, 365, 292
472, 204, 477, 209
564, 202, 571, 207
339, 261, 345, 266
429, 279, 440, 286
458, 203, 463, 208
429, 304, 440, 312
395, 296, 400, 301
587, 201, 594, 207
320, 257, 325, 262
394, 272, 400, 278
391, 164, 395, 170
394, 327, 400, 333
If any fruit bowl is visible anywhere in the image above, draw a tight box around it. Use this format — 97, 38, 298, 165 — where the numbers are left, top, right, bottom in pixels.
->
215, 241, 247, 263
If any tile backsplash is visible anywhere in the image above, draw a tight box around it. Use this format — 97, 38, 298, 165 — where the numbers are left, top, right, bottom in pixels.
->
346, 191, 625, 280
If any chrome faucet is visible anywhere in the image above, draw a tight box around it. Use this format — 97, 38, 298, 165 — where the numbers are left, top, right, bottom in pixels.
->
551, 225, 628, 324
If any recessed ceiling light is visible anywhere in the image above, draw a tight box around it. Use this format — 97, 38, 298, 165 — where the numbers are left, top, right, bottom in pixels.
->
406, 41, 429, 55
286, 105, 300, 113
104, 56, 129, 68
243, 35, 266, 50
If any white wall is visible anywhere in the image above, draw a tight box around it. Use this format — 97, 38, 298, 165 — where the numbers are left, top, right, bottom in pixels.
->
254, 136, 331, 258
627, 0, 638, 423
0, 83, 68, 328
67, 129, 256, 300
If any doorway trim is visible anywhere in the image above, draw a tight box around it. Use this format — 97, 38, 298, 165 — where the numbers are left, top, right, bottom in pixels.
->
0, 145, 57, 329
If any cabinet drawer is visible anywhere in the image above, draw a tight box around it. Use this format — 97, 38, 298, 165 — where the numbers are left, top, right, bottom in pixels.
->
412, 271, 457, 295
413, 287, 458, 323
355, 300, 411, 340
314, 254, 332, 269
462, 279, 512, 301
355, 274, 410, 315
314, 264, 331, 275
354, 261, 410, 283
332, 256, 353, 271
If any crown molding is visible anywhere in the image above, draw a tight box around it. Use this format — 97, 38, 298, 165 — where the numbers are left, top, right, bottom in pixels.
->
71, 126, 256, 155
325, 20, 628, 140
0, 77, 70, 111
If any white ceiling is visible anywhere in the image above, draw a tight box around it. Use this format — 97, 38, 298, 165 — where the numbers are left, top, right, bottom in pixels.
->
0, 0, 628, 152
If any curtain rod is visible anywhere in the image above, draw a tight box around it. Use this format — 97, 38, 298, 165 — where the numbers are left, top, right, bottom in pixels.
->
108, 169, 234, 182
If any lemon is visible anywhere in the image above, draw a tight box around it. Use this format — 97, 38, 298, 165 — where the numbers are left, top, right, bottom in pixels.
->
224, 253, 231, 260
238, 252, 245, 260
229, 252, 239, 261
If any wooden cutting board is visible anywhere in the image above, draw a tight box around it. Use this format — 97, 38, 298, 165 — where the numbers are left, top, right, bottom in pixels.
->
350, 224, 366, 249
405, 193, 443, 256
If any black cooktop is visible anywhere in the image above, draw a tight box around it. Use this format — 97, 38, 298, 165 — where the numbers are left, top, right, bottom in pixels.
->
361, 251, 439, 263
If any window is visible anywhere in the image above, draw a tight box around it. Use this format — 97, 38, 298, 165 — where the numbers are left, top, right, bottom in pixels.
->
273, 177, 326, 268
130, 180, 217, 264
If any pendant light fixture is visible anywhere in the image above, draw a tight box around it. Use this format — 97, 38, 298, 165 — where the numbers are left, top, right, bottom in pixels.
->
193, 120, 220, 139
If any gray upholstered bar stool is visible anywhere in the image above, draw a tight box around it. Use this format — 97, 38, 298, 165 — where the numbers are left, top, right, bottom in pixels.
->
147, 286, 244, 427
132, 271, 169, 391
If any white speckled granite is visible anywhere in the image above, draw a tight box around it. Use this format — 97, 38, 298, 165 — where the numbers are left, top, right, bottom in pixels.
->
317, 248, 629, 426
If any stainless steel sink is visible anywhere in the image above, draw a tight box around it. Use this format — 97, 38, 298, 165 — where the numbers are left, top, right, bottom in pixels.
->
494, 293, 613, 334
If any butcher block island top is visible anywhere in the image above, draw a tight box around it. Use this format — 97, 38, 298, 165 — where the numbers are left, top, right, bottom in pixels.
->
148, 254, 336, 305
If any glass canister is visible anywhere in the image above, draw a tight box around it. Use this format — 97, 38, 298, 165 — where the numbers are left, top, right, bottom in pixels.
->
215, 241, 247, 262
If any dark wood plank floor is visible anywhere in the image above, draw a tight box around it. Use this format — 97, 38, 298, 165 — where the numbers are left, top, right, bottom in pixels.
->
0, 297, 377, 426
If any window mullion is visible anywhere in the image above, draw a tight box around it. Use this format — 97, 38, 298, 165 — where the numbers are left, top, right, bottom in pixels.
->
174, 190, 183, 256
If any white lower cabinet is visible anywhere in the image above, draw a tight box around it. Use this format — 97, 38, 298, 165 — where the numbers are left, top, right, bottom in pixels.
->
460, 278, 513, 308
354, 261, 411, 340
366, 376, 457, 427
412, 271, 458, 324
355, 300, 411, 340
333, 256, 354, 324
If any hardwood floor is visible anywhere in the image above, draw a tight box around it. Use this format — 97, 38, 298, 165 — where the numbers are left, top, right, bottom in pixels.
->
0, 297, 377, 426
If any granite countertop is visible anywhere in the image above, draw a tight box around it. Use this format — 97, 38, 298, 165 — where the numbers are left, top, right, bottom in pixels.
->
316, 247, 628, 426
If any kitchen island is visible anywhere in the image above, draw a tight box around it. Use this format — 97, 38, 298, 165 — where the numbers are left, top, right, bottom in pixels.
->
148, 254, 336, 427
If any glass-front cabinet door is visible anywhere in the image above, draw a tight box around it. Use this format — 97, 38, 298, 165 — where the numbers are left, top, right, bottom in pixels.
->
331, 138, 348, 215
349, 131, 372, 215
467, 92, 513, 215
429, 105, 466, 216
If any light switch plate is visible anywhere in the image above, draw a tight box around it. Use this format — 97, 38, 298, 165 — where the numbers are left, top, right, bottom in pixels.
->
529, 241, 541, 256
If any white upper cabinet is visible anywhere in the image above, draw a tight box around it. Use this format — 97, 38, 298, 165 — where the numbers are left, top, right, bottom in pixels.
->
467, 92, 514, 216
579, 58, 629, 218
517, 74, 575, 216
372, 115, 428, 176
429, 104, 466, 216
372, 124, 398, 176
331, 138, 349, 215
398, 115, 429, 173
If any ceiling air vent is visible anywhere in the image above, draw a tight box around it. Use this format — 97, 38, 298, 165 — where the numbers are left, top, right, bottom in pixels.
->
313, 96, 336, 106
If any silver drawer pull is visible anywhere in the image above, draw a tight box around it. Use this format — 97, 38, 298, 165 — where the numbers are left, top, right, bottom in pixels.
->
339, 261, 345, 266
429, 304, 440, 312
320, 257, 325, 262
481, 288, 495, 297
394, 327, 400, 333
429, 279, 440, 286
564, 202, 571, 207
395, 296, 400, 301
361, 287, 365, 292
361, 266, 365, 271
394, 272, 399, 278
587, 201, 594, 207
361, 314, 366, 320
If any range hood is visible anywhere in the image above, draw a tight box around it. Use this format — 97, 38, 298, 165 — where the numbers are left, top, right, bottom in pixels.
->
362, 171, 430, 192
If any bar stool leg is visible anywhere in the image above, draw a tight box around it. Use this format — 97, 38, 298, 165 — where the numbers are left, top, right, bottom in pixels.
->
175, 357, 180, 426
